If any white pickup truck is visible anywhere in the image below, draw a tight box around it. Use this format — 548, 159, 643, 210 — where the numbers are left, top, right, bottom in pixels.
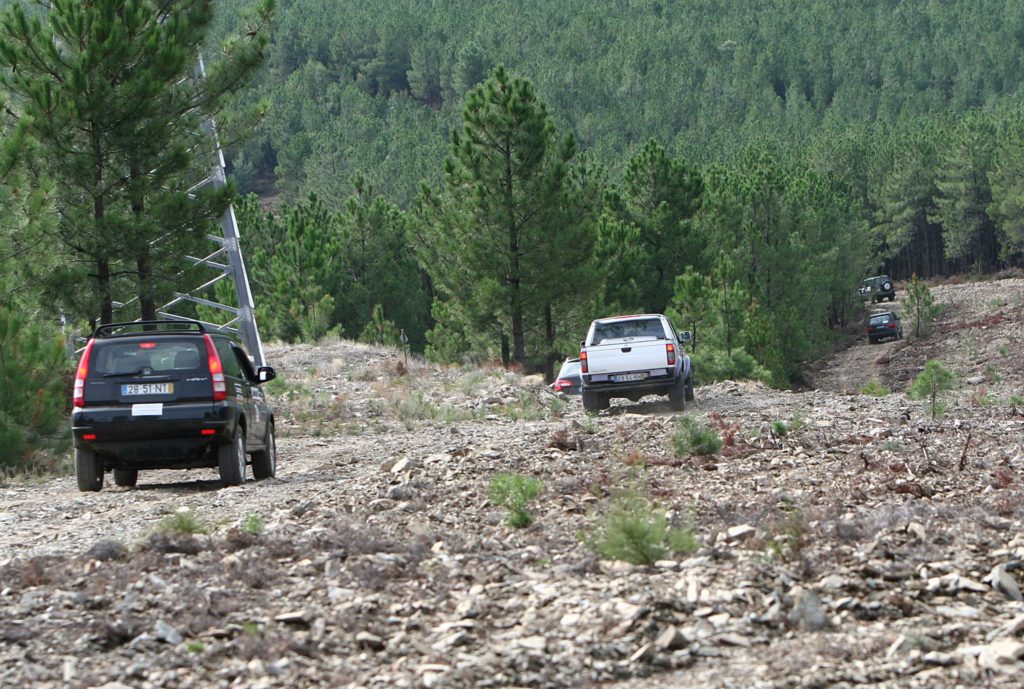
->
579, 314, 693, 412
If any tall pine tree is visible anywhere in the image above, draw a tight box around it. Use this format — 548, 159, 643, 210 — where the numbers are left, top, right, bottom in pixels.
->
0, 0, 273, 326
416, 66, 596, 369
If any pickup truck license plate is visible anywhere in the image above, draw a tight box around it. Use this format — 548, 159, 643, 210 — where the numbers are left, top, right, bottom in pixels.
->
613, 373, 646, 383
121, 383, 173, 396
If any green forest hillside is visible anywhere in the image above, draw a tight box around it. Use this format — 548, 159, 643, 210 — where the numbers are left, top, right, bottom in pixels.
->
216, 0, 1024, 206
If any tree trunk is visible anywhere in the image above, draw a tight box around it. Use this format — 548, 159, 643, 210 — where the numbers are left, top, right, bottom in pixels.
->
544, 303, 556, 383
98, 258, 113, 325
137, 247, 156, 324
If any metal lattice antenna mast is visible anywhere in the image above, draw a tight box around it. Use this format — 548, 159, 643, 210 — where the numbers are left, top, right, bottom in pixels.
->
156, 55, 266, 366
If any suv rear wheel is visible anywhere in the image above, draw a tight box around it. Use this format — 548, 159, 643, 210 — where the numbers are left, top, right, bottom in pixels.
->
75, 447, 103, 492
113, 468, 138, 487
251, 423, 276, 480
218, 427, 246, 486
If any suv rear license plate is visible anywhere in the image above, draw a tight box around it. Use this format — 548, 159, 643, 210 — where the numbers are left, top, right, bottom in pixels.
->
613, 373, 646, 382
121, 383, 173, 396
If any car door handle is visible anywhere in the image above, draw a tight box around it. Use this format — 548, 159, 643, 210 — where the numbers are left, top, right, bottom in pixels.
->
621, 347, 632, 353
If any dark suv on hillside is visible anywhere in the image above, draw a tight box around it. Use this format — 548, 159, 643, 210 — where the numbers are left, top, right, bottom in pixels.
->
71, 321, 277, 492
859, 275, 896, 303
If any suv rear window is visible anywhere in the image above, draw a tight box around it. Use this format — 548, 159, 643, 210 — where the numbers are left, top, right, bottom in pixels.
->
868, 314, 892, 326
91, 340, 204, 376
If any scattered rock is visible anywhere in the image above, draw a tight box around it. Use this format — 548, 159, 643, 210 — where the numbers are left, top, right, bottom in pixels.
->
987, 564, 1023, 602
153, 621, 182, 645
787, 587, 828, 632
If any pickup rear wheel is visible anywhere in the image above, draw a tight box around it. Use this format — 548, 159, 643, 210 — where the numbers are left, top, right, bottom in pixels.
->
582, 390, 610, 412
685, 375, 695, 402
668, 377, 687, 411
75, 447, 104, 492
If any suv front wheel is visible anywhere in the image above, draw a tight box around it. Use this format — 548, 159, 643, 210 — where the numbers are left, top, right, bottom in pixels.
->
251, 423, 276, 480
218, 427, 247, 486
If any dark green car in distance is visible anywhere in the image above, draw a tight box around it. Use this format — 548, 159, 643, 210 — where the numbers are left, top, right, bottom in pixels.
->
71, 320, 277, 492
859, 275, 896, 303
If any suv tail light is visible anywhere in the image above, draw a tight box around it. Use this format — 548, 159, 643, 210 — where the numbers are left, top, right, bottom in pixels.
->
72, 339, 95, 408
203, 334, 228, 401
580, 350, 588, 374
666, 343, 676, 366
553, 379, 570, 392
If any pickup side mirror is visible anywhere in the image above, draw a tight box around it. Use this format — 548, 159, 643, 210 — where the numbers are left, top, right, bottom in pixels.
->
678, 331, 693, 343
256, 366, 276, 384
580, 340, 586, 349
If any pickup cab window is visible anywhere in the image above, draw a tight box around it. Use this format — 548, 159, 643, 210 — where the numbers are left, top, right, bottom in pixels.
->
593, 318, 665, 344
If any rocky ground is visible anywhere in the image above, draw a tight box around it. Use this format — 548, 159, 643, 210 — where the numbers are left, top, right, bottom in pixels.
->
2, 278, 1024, 689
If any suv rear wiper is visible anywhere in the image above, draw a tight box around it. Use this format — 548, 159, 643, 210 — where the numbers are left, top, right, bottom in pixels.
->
102, 368, 150, 377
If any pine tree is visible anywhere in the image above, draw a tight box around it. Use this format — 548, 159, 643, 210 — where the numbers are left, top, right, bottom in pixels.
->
416, 66, 596, 368
0, 0, 274, 325
907, 359, 955, 419
0, 304, 68, 471
606, 140, 704, 313
904, 274, 940, 338
929, 111, 999, 273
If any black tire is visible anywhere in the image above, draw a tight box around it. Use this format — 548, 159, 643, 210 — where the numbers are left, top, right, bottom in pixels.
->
684, 375, 695, 402
251, 422, 277, 480
113, 468, 138, 487
668, 377, 686, 411
582, 389, 602, 412
75, 447, 103, 492
888, 295, 895, 302
218, 426, 246, 486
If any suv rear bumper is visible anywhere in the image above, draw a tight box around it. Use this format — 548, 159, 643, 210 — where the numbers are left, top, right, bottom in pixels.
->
72, 402, 238, 467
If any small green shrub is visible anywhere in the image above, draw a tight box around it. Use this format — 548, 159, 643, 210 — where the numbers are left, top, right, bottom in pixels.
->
585, 492, 697, 564
580, 416, 598, 434
158, 510, 208, 535
488, 473, 543, 528
186, 640, 205, 654
860, 380, 892, 396
1010, 395, 1024, 408
666, 523, 699, 555
673, 415, 723, 457
690, 346, 772, 385
771, 420, 788, 437
499, 393, 546, 421
984, 364, 1001, 383
242, 514, 265, 535
763, 507, 807, 561
907, 359, 956, 419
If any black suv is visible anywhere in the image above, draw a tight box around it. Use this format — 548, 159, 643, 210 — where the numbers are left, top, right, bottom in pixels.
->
867, 311, 903, 344
859, 275, 896, 303
71, 321, 277, 492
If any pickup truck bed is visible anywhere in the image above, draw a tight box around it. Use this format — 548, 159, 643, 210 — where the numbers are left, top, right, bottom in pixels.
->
580, 314, 693, 411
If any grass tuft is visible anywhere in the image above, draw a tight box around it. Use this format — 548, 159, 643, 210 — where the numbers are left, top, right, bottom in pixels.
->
488, 473, 543, 528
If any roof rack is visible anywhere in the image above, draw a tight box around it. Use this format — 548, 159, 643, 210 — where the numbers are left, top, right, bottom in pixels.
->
92, 320, 207, 339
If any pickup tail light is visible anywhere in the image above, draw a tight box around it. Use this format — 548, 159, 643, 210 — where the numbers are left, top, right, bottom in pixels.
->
666, 343, 676, 366
580, 350, 588, 374
203, 334, 228, 402
72, 339, 96, 408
